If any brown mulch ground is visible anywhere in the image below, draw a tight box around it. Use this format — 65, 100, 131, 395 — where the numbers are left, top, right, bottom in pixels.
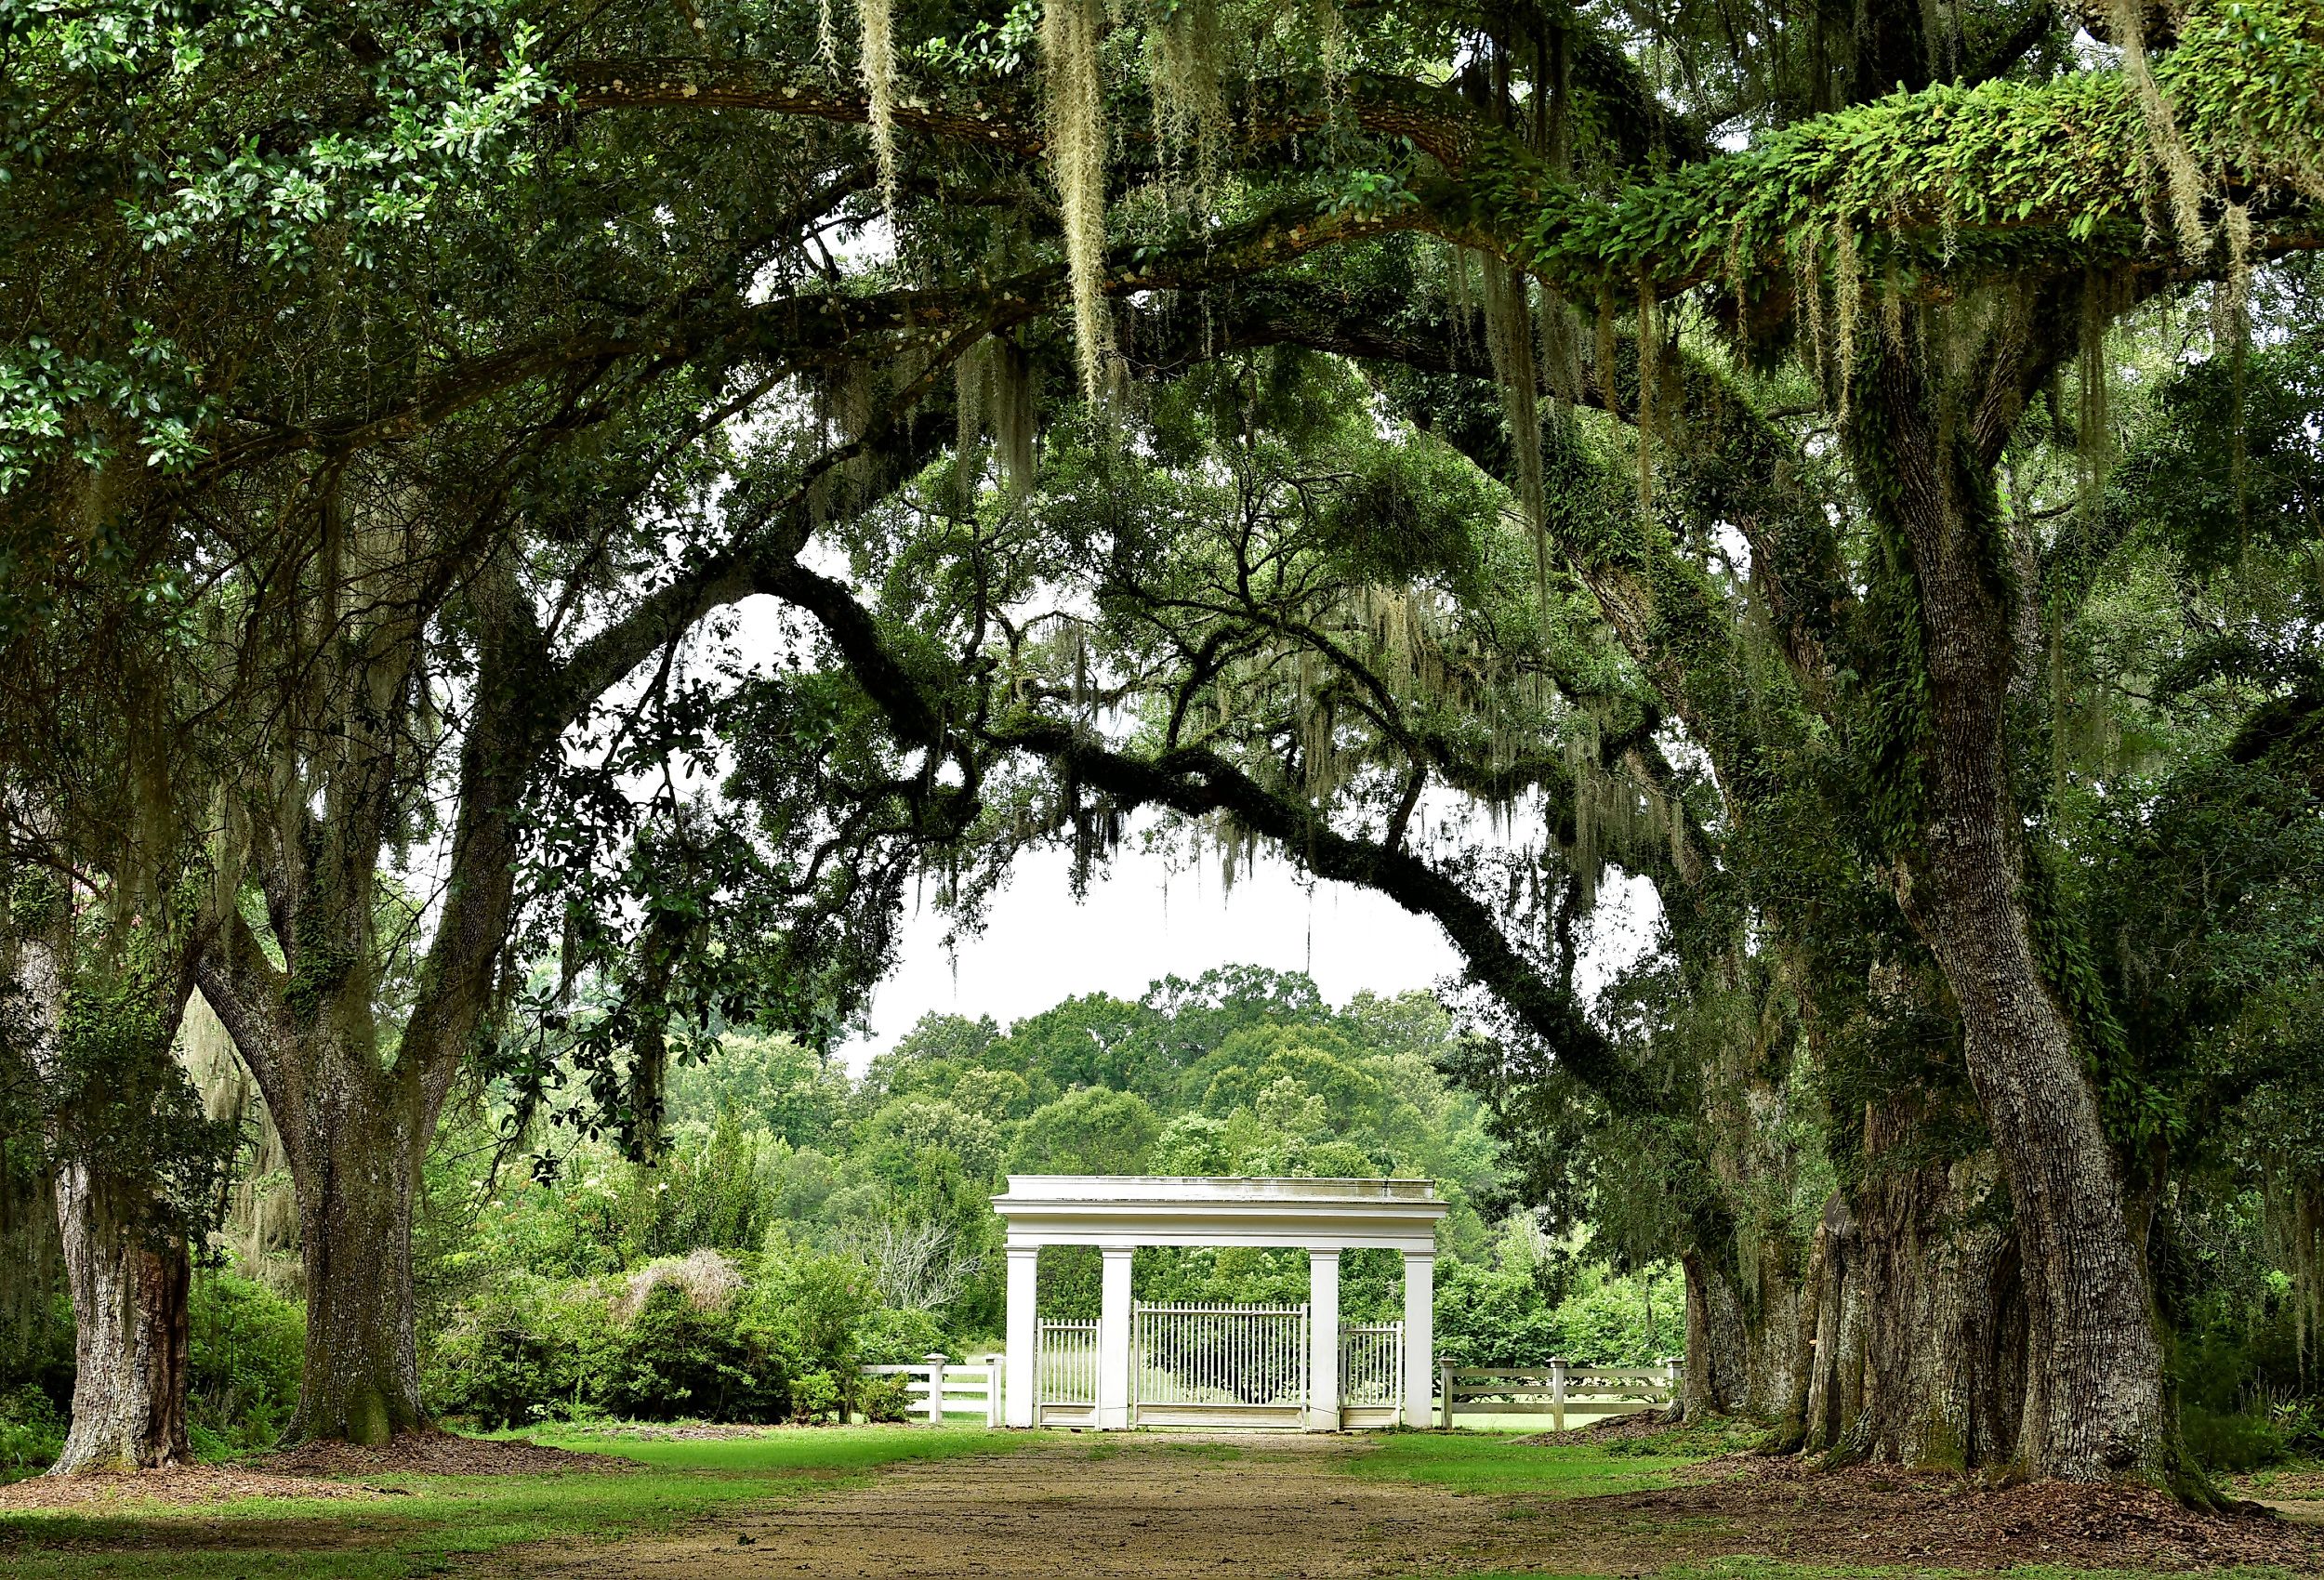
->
522, 1432, 2324, 1579
262, 1428, 610, 1478
0, 1465, 377, 1511
1536, 1451, 2324, 1573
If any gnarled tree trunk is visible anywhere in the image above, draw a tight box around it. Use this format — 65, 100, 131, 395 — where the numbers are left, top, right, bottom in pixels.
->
1854, 315, 2166, 1481
49, 1163, 191, 1472
1800, 1126, 2026, 1468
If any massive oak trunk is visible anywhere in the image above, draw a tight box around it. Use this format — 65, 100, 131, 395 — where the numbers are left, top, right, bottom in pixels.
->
1799, 1108, 2026, 1468
49, 1163, 191, 1472
8, 902, 203, 1472
1854, 318, 2166, 1480
191, 976, 440, 1445
283, 1063, 425, 1444
1681, 1244, 1812, 1435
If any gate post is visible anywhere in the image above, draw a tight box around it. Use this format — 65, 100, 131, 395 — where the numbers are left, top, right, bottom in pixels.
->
1399, 1250, 1434, 1429
1097, 1246, 1134, 1429
924, 1352, 948, 1426
1306, 1249, 1340, 1431
1003, 1245, 1037, 1427
1550, 1356, 1567, 1432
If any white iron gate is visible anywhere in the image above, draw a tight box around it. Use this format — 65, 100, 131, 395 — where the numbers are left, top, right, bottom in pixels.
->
1130, 1301, 1309, 1427
1034, 1319, 1099, 1427
1035, 1305, 1406, 1429
1337, 1322, 1404, 1427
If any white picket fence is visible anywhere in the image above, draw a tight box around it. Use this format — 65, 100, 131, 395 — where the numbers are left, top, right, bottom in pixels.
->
1438, 1358, 1682, 1429
861, 1352, 1003, 1427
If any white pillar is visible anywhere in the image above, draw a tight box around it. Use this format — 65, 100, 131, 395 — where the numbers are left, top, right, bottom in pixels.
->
1003, 1245, 1037, 1428
1401, 1250, 1434, 1429
1307, 1248, 1340, 1431
1097, 1246, 1134, 1430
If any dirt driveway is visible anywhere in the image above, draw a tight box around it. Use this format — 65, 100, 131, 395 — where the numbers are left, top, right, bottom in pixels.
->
527, 1434, 1508, 1580
522, 1430, 2324, 1580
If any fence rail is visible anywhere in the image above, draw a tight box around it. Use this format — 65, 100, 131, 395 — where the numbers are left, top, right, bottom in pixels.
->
861, 1353, 1002, 1428
1438, 1358, 1683, 1430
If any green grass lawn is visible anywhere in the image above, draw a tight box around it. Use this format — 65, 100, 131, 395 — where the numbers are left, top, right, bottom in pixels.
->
1350, 1430, 1704, 1500
0, 1424, 1029, 1580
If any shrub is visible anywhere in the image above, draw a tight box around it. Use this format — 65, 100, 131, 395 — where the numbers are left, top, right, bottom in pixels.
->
859, 1372, 912, 1423
0, 1384, 63, 1481
853, 1305, 946, 1367
423, 1274, 595, 1429
792, 1369, 841, 1424
601, 1281, 788, 1423
188, 1268, 304, 1453
2183, 1404, 2286, 1472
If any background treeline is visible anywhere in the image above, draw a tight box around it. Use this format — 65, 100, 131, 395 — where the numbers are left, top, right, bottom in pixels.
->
2, 968, 1684, 1467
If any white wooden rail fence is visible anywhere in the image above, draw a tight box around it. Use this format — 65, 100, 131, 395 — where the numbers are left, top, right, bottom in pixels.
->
1437, 1359, 1683, 1429
860, 1352, 1003, 1427
862, 1342, 1679, 1431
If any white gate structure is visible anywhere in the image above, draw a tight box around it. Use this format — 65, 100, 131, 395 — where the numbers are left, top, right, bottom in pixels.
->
992, 1176, 1447, 1430
1338, 1322, 1406, 1428
1034, 1319, 1100, 1427
1131, 1301, 1310, 1427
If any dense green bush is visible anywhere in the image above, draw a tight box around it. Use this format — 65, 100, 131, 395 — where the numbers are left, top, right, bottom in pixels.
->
600, 1282, 788, 1423
859, 1372, 911, 1422
2182, 1404, 2287, 1471
187, 1269, 304, 1454
0, 1384, 64, 1482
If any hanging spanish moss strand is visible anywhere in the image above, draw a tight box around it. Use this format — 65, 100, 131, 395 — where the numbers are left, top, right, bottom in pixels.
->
1147, 0, 1227, 197
1832, 220, 1863, 420
955, 336, 991, 504
1593, 292, 1618, 419
1043, 0, 1113, 402
1447, 243, 1476, 366
2112, 0, 2209, 260
1317, 0, 1351, 103
1538, 285, 1583, 409
2224, 202, 2254, 543
992, 333, 1038, 495
858, 0, 903, 211
818, 0, 838, 64
1480, 256, 1546, 597
1635, 282, 1659, 507
2076, 272, 2117, 519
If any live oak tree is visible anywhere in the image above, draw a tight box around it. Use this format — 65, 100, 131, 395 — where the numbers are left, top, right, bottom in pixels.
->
12, 0, 2322, 1479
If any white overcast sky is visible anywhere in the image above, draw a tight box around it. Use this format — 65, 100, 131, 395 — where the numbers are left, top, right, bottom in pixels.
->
839, 823, 1660, 1077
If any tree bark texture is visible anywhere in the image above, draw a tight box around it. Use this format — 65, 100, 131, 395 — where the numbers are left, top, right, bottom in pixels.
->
1682, 1244, 1813, 1434
1858, 322, 2166, 1480
8, 907, 199, 1472
49, 1162, 191, 1471
1799, 1130, 2025, 1468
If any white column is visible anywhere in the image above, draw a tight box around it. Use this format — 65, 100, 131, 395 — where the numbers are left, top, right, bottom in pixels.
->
1003, 1245, 1038, 1428
1307, 1248, 1340, 1431
1401, 1249, 1434, 1429
1097, 1246, 1134, 1430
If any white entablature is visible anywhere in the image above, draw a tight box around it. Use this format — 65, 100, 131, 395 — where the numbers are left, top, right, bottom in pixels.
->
990, 1175, 1447, 1432
989, 1173, 1448, 1251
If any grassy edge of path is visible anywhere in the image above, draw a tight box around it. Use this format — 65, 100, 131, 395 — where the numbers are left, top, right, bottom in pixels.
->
1344, 1431, 2317, 1580
0, 1425, 1032, 1580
